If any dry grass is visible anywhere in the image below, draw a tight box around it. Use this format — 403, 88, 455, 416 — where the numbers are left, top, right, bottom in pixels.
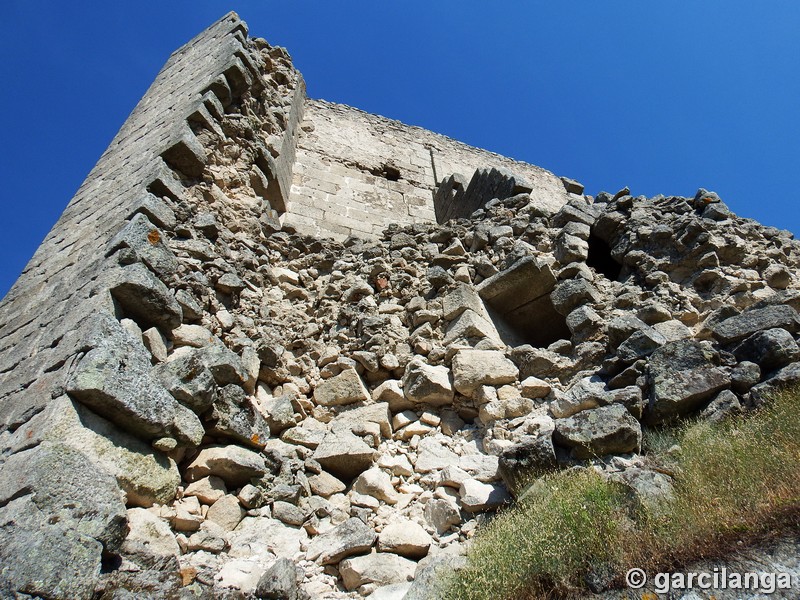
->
444, 387, 800, 600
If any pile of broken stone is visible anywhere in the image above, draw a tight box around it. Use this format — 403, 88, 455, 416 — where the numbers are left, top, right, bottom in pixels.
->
66, 174, 800, 599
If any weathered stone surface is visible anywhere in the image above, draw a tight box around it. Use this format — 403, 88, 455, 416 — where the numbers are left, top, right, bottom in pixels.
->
43, 396, 179, 507
67, 313, 203, 445
353, 467, 399, 505
477, 256, 556, 314
550, 278, 600, 316
184, 476, 227, 505
451, 349, 519, 396
255, 557, 308, 600
306, 517, 377, 564
206, 494, 246, 531
314, 368, 370, 406
206, 384, 270, 448
459, 479, 511, 512
311, 431, 376, 481
733, 328, 800, 372
0, 442, 128, 598
108, 212, 179, 280
553, 404, 642, 458
184, 445, 269, 488
498, 431, 557, 492
378, 520, 432, 558
0, 497, 103, 600
340, 552, 416, 591
194, 343, 248, 386
122, 507, 180, 559
402, 358, 454, 406
424, 497, 461, 534
414, 437, 460, 472
700, 389, 742, 423
152, 352, 217, 414
443, 309, 502, 346
645, 340, 731, 424
108, 262, 182, 331
711, 305, 800, 344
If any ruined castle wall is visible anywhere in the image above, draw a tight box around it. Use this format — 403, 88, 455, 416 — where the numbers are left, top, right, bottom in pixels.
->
0, 14, 262, 433
283, 100, 571, 240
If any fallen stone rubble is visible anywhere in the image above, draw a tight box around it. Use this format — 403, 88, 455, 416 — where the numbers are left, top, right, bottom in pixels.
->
44, 174, 800, 598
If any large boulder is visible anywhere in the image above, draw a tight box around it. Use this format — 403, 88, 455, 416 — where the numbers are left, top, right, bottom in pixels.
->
152, 353, 217, 414
107, 262, 182, 331
377, 520, 432, 559
645, 340, 731, 424
313, 368, 370, 407
402, 359, 454, 406
0, 442, 128, 599
553, 404, 642, 458
66, 313, 203, 445
451, 349, 519, 396
311, 431, 376, 481
711, 305, 800, 344
305, 517, 376, 565
205, 384, 271, 448
733, 328, 800, 372
339, 552, 416, 591
184, 445, 270, 488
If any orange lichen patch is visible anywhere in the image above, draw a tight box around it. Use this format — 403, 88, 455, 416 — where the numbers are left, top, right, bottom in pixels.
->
702, 196, 714, 204
180, 567, 197, 586
251, 433, 261, 446
147, 229, 161, 245
375, 276, 389, 291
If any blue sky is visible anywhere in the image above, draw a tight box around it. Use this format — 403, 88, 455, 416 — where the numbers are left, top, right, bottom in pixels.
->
2, 1, 799, 299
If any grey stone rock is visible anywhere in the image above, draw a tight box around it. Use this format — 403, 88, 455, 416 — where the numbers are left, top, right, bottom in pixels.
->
305, 517, 377, 565
616, 328, 666, 362
711, 305, 800, 345
340, 552, 416, 591
313, 368, 370, 407
108, 212, 179, 280
700, 389, 742, 423
550, 278, 600, 316
0, 496, 103, 600
404, 553, 467, 600
451, 349, 519, 396
553, 404, 642, 458
43, 396, 179, 508
255, 557, 308, 600
206, 384, 270, 449
459, 479, 511, 512
443, 309, 502, 346
377, 520, 431, 559
0, 442, 129, 598
645, 340, 731, 424
194, 344, 248, 386
498, 432, 557, 493
311, 431, 376, 481
477, 256, 556, 314
108, 262, 182, 331
152, 352, 217, 414
734, 328, 800, 372
402, 359, 454, 406
731, 361, 761, 393
184, 445, 270, 488
750, 362, 800, 404
67, 314, 203, 445
608, 468, 674, 515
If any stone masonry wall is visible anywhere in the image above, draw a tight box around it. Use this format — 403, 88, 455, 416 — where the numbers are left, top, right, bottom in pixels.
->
283, 100, 571, 240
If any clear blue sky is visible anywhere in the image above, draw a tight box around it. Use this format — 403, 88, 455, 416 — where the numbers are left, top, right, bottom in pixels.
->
2, 1, 799, 299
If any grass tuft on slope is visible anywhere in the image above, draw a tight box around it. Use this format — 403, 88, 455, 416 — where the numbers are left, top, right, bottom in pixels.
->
445, 387, 800, 600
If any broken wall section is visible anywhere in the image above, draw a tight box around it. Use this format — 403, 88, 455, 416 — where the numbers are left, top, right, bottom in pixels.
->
284, 100, 571, 240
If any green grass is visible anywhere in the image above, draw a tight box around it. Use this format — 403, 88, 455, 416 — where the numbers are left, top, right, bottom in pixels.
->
445, 387, 800, 600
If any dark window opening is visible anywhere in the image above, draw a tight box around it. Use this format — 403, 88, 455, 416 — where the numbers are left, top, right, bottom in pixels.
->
370, 164, 401, 181
587, 233, 622, 280
486, 297, 571, 349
